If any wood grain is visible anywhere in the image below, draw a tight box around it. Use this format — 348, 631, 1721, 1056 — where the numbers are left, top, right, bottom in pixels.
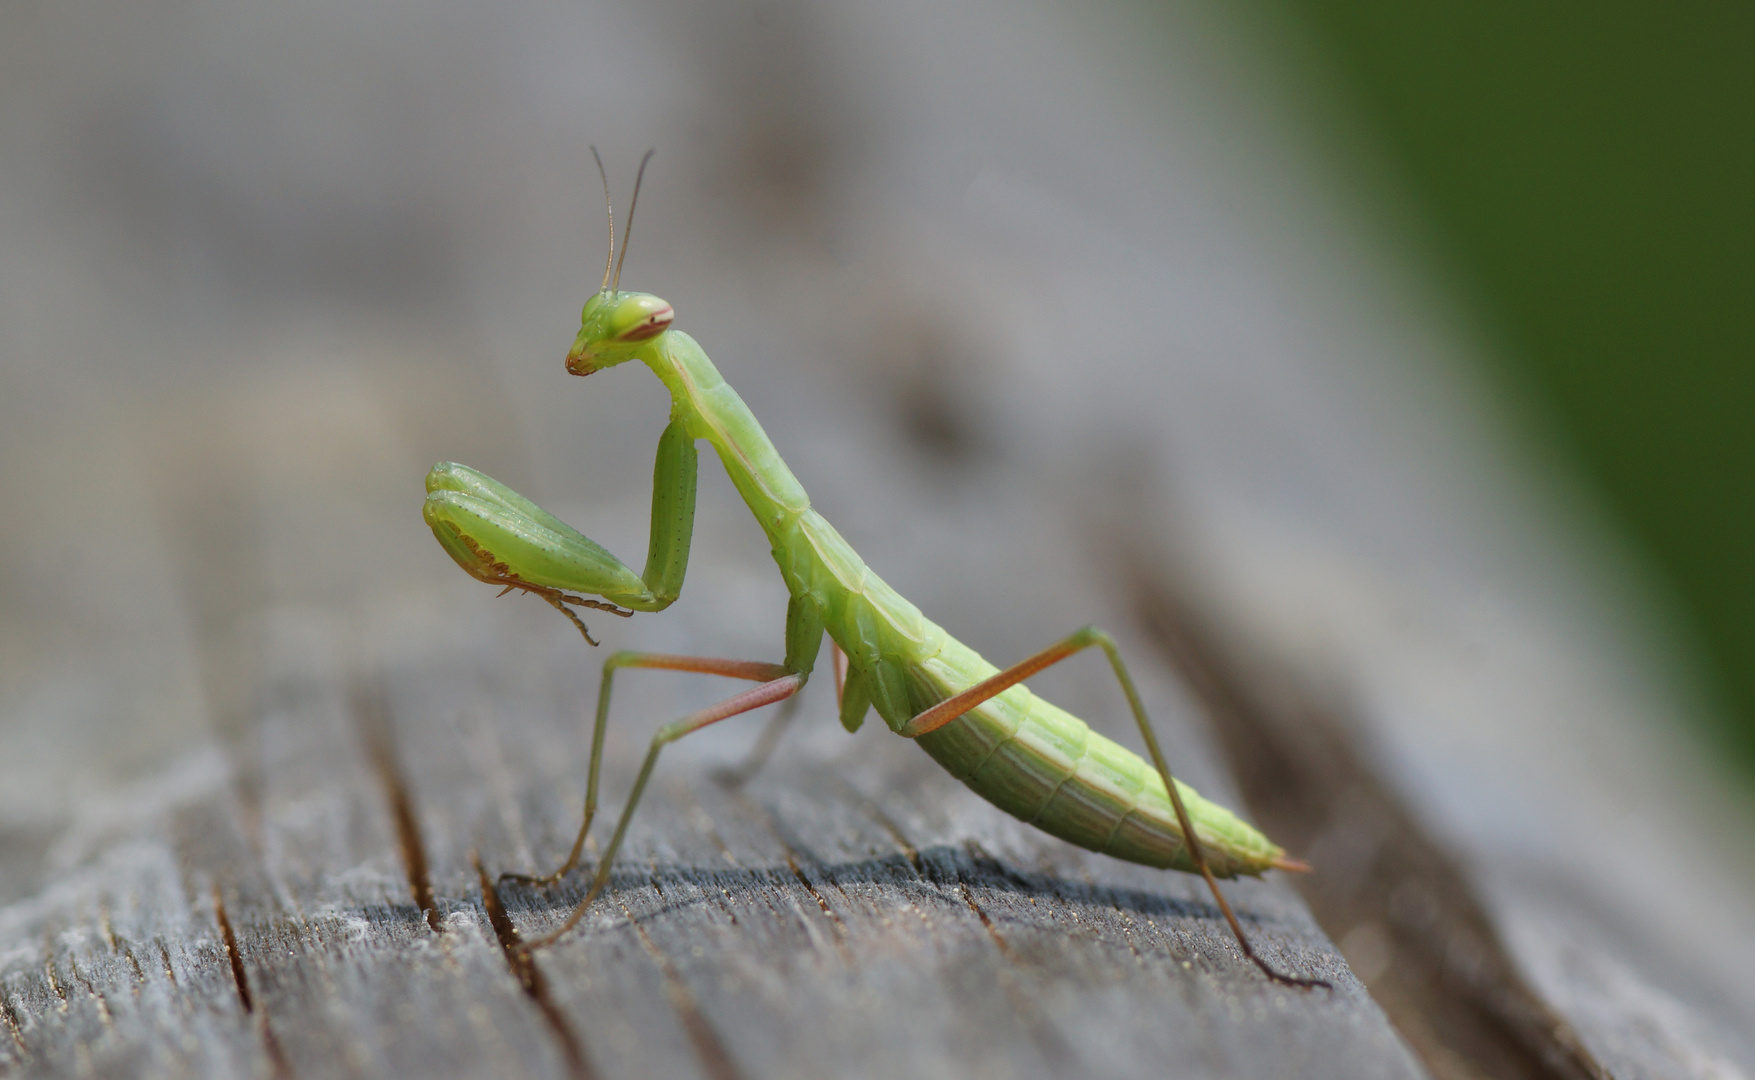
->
4, 0, 1754, 1076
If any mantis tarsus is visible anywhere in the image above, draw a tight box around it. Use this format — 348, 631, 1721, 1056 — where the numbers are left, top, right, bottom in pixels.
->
422, 151, 1327, 988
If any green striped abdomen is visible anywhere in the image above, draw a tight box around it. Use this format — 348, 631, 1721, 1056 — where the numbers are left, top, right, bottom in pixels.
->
907, 641, 1283, 878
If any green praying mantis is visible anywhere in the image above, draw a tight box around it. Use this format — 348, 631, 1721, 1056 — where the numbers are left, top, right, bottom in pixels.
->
422, 151, 1326, 988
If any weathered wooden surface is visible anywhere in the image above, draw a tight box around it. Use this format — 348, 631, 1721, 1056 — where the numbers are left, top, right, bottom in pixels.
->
3, 0, 1755, 1077
0, 384, 1411, 1080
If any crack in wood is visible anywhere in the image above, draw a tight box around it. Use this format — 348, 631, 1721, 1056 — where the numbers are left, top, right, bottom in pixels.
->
473, 856, 597, 1080
614, 896, 746, 1080
1126, 556, 1613, 1080
121, 946, 146, 993
40, 949, 66, 1013
354, 678, 443, 933
717, 778, 858, 965
66, 960, 110, 1027
212, 886, 294, 1080
259, 1022, 293, 1080
0, 991, 28, 1062
880, 836, 1106, 1039
956, 881, 1014, 959
954, 879, 1074, 1068
781, 852, 856, 966
212, 886, 253, 1015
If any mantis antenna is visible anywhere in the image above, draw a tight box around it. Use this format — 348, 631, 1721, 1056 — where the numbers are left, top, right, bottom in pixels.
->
590, 146, 615, 291
612, 149, 656, 294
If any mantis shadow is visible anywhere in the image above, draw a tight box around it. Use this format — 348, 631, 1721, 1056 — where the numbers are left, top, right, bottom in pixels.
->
489, 840, 1287, 938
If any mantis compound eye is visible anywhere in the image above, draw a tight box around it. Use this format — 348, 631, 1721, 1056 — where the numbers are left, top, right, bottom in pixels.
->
610, 293, 674, 342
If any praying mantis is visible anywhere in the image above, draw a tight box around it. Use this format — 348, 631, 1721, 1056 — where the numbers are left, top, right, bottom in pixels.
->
422, 152, 1326, 988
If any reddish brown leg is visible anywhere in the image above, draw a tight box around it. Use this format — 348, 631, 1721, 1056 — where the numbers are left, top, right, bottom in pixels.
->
712, 690, 803, 788
527, 673, 805, 948
900, 626, 1328, 989
502, 651, 790, 888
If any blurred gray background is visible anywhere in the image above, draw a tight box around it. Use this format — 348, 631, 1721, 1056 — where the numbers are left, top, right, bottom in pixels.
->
1, 0, 1752, 1077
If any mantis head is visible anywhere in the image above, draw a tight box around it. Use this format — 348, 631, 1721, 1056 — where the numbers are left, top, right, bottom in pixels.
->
566, 289, 674, 375
568, 148, 670, 375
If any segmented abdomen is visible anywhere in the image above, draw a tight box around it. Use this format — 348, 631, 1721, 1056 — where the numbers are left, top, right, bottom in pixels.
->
907, 639, 1282, 878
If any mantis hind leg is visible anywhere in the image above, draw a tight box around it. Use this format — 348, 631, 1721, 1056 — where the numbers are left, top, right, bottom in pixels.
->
525, 673, 805, 949
711, 690, 803, 788
900, 626, 1329, 990
500, 651, 791, 889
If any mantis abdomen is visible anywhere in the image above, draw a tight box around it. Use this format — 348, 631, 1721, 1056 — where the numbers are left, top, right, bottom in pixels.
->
772, 506, 1286, 879
905, 639, 1285, 878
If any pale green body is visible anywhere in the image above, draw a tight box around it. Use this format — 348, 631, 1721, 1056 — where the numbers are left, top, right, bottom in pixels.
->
426, 298, 1283, 879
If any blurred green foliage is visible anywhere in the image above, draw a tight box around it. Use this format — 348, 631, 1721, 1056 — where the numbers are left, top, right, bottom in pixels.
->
1273, 3, 1755, 767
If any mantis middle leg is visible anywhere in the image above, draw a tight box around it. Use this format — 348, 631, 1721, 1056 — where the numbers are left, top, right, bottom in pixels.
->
506, 596, 825, 945
712, 691, 803, 788
712, 641, 850, 788
526, 670, 805, 949
502, 651, 793, 888
899, 625, 1329, 989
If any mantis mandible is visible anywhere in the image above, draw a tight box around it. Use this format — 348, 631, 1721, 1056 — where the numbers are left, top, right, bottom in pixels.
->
422, 151, 1326, 988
